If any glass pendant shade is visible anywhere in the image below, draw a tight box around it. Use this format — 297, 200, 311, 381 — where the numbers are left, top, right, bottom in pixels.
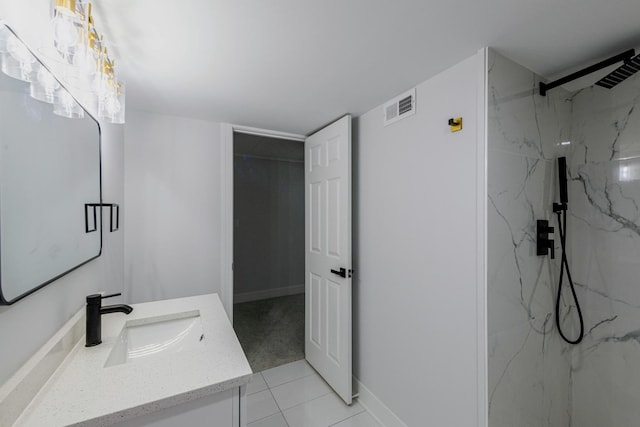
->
68, 5, 98, 81
72, 43, 97, 75
51, 0, 79, 57
30, 63, 61, 103
65, 43, 97, 93
1, 35, 36, 82
0, 23, 9, 51
97, 78, 125, 123
53, 87, 85, 118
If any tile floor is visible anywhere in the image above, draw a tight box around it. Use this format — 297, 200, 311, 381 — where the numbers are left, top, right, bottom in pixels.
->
247, 360, 381, 427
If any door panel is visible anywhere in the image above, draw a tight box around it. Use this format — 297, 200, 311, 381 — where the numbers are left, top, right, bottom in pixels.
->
327, 178, 341, 258
310, 182, 322, 253
327, 280, 340, 363
305, 115, 352, 405
310, 273, 322, 347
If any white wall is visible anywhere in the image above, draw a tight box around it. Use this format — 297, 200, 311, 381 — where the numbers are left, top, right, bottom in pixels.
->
124, 52, 488, 427
124, 111, 223, 304
353, 52, 486, 426
0, 3, 124, 386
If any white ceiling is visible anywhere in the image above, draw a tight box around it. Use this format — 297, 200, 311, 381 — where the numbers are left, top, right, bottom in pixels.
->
91, 0, 640, 135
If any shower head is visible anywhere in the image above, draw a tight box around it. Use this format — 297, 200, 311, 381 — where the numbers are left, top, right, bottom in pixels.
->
595, 52, 640, 89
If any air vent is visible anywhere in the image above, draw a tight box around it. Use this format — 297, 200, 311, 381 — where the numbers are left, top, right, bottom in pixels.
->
383, 88, 416, 126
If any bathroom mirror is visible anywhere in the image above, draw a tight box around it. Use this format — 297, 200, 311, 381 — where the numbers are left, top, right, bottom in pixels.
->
0, 24, 102, 304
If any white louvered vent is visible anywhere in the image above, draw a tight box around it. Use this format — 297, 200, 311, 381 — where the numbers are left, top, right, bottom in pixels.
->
383, 88, 416, 126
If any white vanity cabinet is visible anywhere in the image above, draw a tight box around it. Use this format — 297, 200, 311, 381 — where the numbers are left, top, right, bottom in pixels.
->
116, 386, 247, 427
1, 294, 252, 427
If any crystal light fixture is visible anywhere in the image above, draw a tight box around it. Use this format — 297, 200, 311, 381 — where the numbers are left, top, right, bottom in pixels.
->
1, 32, 36, 82
30, 62, 61, 103
94, 50, 125, 124
0, 1, 125, 123
54, 87, 85, 118
51, 0, 80, 57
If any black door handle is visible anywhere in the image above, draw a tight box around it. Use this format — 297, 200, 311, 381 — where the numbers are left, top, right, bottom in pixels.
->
330, 267, 347, 278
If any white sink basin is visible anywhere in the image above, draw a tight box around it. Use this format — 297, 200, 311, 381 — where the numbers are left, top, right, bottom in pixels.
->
104, 310, 205, 367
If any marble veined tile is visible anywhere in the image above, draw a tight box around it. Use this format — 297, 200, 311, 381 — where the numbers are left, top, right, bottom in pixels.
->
488, 49, 571, 161
487, 48, 573, 427
488, 322, 571, 427
488, 149, 559, 336
488, 47, 640, 427
572, 339, 640, 427
570, 75, 640, 163
566, 65, 640, 427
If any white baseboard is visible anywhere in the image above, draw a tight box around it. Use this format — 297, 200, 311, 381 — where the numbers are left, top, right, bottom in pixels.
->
354, 377, 407, 427
234, 284, 304, 304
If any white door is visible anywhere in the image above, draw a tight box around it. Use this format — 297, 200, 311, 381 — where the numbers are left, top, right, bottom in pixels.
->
305, 115, 352, 404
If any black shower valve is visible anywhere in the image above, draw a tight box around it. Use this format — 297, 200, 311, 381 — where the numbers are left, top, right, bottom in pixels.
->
536, 219, 555, 259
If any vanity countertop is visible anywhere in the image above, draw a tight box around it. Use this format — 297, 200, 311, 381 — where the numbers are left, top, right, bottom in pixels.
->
13, 293, 252, 427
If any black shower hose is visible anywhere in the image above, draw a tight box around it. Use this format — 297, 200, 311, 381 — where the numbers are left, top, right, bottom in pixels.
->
555, 209, 584, 344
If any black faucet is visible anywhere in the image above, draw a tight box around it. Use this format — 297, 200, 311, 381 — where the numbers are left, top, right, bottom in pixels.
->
85, 293, 133, 347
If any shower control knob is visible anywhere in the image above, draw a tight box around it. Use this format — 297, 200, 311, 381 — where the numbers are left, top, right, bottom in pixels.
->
536, 219, 555, 260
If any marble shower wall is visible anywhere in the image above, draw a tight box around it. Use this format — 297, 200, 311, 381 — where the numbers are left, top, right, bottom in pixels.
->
488, 48, 640, 426
487, 49, 573, 427
568, 71, 640, 427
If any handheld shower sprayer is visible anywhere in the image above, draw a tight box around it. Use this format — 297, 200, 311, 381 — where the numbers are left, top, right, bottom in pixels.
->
553, 157, 584, 344
557, 157, 568, 206
537, 157, 584, 344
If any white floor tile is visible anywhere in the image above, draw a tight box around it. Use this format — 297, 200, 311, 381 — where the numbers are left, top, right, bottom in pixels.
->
247, 372, 269, 395
262, 359, 316, 388
270, 371, 333, 410
330, 412, 382, 427
282, 393, 365, 427
248, 412, 289, 427
247, 390, 281, 424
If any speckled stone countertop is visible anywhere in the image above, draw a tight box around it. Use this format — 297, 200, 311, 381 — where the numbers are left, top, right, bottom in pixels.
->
13, 293, 252, 427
